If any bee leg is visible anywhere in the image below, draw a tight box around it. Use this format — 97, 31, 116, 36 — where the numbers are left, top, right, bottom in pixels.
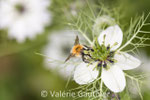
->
81, 53, 89, 63
83, 45, 94, 51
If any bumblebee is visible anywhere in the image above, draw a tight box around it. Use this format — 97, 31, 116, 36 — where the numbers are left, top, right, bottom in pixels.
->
65, 36, 94, 63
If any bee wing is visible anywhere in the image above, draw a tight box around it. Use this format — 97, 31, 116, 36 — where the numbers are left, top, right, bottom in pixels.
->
65, 53, 74, 62
74, 35, 80, 45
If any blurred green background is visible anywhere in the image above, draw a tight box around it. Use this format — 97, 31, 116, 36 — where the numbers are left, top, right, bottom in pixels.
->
0, 0, 150, 100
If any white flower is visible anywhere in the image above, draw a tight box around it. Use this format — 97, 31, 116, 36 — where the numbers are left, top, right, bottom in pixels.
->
0, 0, 51, 42
43, 30, 81, 78
74, 25, 141, 93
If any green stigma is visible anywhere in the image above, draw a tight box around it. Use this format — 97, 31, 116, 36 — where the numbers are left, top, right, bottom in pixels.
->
91, 38, 116, 69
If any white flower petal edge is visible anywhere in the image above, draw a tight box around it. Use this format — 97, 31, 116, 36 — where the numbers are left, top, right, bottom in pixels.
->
101, 65, 126, 93
98, 25, 123, 50
74, 62, 99, 85
114, 52, 141, 70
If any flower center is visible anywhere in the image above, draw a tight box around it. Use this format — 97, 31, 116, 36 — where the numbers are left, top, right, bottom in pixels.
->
15, 4, 26, 14
91, 38, 116, 69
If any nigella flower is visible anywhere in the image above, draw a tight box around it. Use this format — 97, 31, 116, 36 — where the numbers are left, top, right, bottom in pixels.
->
0, 0, 51, 42
74, 25, 141, 93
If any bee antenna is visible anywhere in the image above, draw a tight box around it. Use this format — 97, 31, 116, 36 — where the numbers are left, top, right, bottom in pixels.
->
65, 54, 74, 62
74, 35, 80, 45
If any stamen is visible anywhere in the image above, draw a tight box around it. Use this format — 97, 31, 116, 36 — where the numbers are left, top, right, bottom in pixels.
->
107, 45, 110, 50
108, 59, 114, 63
102, 34, 106, 45
103, 61, 107, 68
109, 51, 115, 57
110, 42, 118, 49
98, 61, 102, 67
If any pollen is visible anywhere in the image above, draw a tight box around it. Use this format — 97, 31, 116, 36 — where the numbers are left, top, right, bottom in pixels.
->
71, 44, 83, 56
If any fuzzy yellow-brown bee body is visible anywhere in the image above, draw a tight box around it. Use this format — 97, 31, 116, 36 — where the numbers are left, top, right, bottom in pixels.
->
71, 44, 83, 57
65, 36, 94, 63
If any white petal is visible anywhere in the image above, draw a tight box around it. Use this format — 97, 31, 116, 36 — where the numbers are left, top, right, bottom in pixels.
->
74, 62, 99, 85
114, 52, 141, 70
98, 25, 123, 50
102, 65, 126, 93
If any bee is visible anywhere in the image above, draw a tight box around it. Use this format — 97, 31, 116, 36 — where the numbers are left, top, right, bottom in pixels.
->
65, 36, 94, 63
